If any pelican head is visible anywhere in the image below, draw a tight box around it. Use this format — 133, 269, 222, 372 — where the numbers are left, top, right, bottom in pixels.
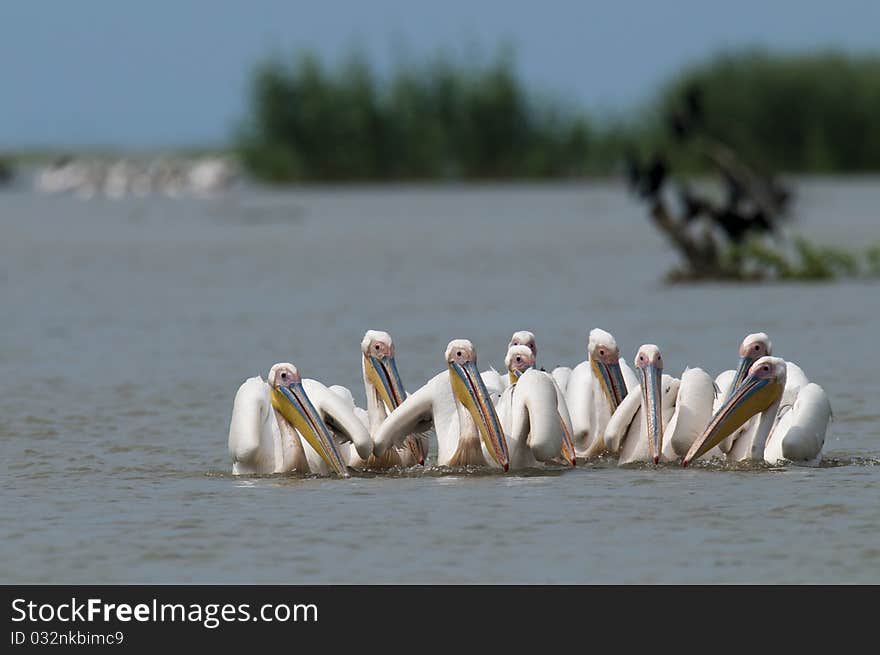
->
446, 339, 510, 471
360, 330, 425, 465
588, 328, 628, 414
361, 330, 406, 412
729, 332, 773, 399
684, 356, 786, 466
635, 344, 664, 465
268, 363, 350, 477
505, 344, 536, 385
508, 330, 537, 358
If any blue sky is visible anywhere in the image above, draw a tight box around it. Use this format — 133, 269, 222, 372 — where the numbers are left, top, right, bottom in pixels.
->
2, 1, 878, 148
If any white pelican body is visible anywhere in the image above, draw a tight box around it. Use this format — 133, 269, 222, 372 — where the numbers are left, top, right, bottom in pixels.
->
665, 368, 722, 461
495, 370, 570, 468
497, 344, 577, 467
374, 340, 510, 470
344, 330, 428, 468
605, 370, 678, 465
228, 376, 295, 475
725, 361, 827, 466
714, 333, 829, 465
685, 357, 788, 466
228, 364, 372, 476
604, 345, 719, 465
763, 383, 831, 466
564, 329, 638, 458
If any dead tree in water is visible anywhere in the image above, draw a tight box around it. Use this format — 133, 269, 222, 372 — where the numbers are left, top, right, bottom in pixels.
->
625, 85, 792, 281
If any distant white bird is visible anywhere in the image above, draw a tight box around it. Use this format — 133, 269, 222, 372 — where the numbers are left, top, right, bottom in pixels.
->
228, 363, 372, 476
188, 157, 237, 195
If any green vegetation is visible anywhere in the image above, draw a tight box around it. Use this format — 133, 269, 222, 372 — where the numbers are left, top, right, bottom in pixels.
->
236, 48, 880, 182
719, 237, 877, 282
236, 51, 599, 181
654, 51, 880, 173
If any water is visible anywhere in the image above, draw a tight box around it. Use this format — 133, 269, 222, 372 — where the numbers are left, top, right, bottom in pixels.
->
2, 178, 879, 583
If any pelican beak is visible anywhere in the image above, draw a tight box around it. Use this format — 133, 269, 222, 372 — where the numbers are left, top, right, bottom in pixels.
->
727, 356, 754, 400
364, 354, 426, 465
640, 363, 664, 465
270, 382, 350, 478
683, 374, 783, 466
449, 360, 510, 471
591, 358, 628, 414
364, 354, 407, 413
559, 414, 577, 466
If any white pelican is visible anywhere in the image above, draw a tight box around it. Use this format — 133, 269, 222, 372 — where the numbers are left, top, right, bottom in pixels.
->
478, 330, 536, 398
501, 331, 575, 462
684, 356, 787, 466
344, 330, 428, 468
188, 157, 238, 196
716, 333, 829, 465
604, 346, 719, 465
564, 328, 638, 458
374, 340, 510, 471
228, 363, 372, 476
508, 330, 537, 358
501, 345, 577, 466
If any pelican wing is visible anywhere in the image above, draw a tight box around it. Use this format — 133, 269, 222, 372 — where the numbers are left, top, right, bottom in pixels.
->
564, 362, 594, 443
604, 383, 642, 454
551, 366, 572, 394
373, 379, 435, 457
512, 371, 564, 462
713, 369, 736, 411
784, 361, 809, 390
668, 367, 716, 458
766, 382, 830, 465
303, 379, 373, 460
553, 378, 574, 436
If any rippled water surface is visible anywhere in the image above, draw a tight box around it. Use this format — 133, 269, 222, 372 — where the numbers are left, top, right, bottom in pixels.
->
2, 179, 879, 583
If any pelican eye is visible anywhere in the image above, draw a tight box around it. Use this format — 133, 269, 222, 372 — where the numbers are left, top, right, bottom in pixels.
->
457, 351, 462, 357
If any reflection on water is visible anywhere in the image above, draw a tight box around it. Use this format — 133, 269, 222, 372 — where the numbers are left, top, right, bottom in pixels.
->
1, 179, 879, 583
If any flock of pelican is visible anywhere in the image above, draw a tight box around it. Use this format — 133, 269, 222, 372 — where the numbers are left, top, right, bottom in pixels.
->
34, 156, 238, 199
228, 329, 832, 477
